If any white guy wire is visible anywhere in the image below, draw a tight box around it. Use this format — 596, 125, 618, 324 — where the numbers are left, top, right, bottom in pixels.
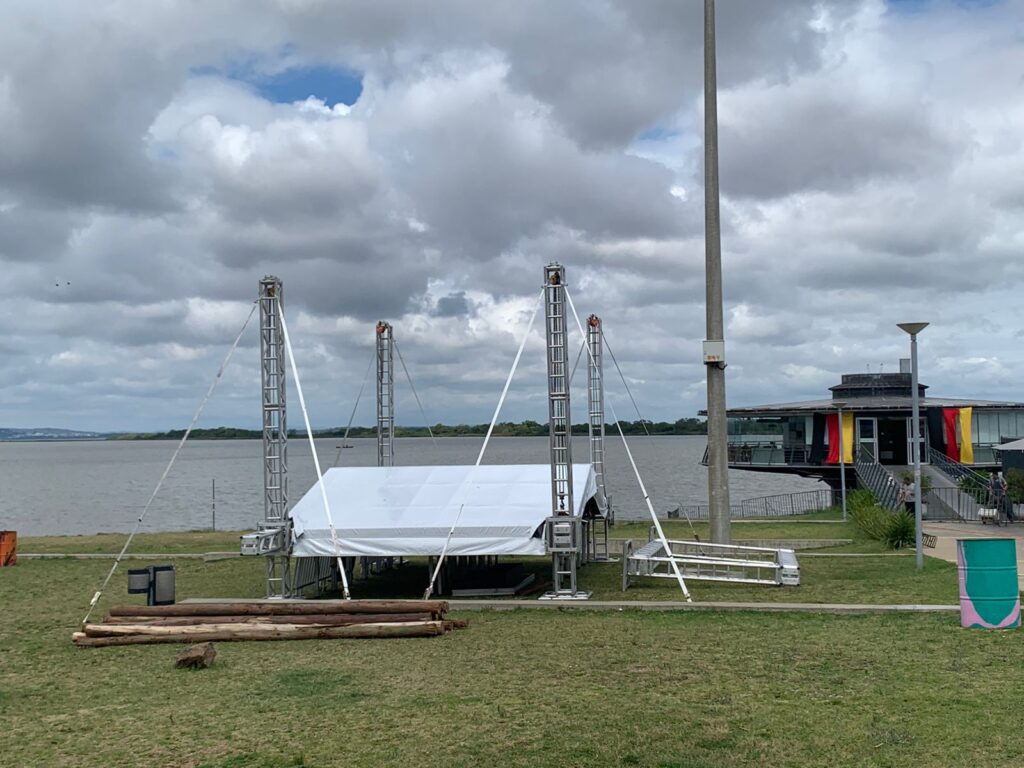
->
278, 306, 351, 600
602, 330, 650, 437
334, 350, 375, 467
393, 339, 438, 448
423, 288, 545, 599
82, 302, 258, 626
564, 289, 691, 601
568, 339, 587, 386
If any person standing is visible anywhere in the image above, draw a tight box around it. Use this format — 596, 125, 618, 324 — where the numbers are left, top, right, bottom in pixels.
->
989, 472, 1014, 523
899, 476, 916, 516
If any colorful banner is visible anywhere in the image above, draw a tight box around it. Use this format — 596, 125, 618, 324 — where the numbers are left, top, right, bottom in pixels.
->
825, 413, 839, 464
943, 408, 961, 462
841, 411, 854, 464
959, 407, 974, 464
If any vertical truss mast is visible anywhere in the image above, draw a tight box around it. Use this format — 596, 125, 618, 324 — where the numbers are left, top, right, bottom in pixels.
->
542, 263, 589, 599
587, 314, 611, 560
259, 276, 290, 597
376, 321, 395, 467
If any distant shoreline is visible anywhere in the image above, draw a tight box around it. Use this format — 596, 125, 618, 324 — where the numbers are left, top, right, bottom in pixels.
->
1, 418, 726, 442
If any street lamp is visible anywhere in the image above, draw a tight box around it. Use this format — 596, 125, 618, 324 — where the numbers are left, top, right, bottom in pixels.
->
898, 322, 929, 571
834, 401, 848, 521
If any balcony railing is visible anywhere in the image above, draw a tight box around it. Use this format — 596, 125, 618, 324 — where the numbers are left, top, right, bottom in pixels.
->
702, 441, 812, 467
666, 489, 839, 520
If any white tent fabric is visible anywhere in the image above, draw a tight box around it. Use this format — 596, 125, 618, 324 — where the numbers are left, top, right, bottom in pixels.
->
289, 464, 599, 558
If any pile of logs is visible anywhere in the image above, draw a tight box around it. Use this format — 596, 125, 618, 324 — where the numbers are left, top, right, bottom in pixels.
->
72, 600, 467, 647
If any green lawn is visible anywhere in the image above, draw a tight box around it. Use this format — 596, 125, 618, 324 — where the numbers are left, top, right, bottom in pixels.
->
19, 518, 959, 606
2, 552, 1022, 767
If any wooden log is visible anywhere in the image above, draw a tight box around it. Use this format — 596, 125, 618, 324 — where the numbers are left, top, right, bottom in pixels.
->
106, 600, 448, 619
103, 612, 433, 627
175, 642, 216, 668
73, 621, 445, 646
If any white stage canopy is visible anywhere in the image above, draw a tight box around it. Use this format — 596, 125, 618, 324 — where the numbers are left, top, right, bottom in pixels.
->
289, 464, 600, 558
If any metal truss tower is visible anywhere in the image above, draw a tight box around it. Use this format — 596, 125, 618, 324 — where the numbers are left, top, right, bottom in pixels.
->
376, 321, 395, 467
586, 314, 611, 561
541, 263, 588, 598
259, 276, 291, 597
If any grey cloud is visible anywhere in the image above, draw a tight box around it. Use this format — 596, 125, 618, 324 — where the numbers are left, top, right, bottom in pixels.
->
432, 291, 473, 318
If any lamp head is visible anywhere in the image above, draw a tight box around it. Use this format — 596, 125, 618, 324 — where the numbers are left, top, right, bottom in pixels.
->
898, 322, 929, 336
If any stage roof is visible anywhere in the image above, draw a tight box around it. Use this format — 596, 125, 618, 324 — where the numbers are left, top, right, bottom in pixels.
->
289, 464, 599, 558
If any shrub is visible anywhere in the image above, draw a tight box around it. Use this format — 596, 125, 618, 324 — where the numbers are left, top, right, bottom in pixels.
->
850, 503, 891, 541
847, 488, 878, 514
1006, 469, 1024, 505
958, 470, 990, 497
885, 511, 916, 549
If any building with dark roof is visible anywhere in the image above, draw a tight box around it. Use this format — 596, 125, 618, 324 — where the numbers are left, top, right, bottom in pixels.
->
702, 365, 1024, 482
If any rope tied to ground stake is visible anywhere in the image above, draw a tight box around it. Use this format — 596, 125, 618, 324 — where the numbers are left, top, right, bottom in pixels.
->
81, 301, 258, 626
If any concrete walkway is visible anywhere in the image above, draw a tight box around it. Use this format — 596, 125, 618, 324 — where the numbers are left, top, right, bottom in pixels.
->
924, 520, 1024, 588
181, 597, 957, 615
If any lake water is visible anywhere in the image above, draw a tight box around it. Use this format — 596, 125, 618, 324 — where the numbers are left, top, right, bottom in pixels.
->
0, 436, 826, 536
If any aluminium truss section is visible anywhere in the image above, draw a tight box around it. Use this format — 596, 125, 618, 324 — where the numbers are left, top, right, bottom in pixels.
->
622, 537, 800, 589
258, 276, 292, 597
376, 321, 395, 467
586, 314, 611, 561
541, 263, 588, 599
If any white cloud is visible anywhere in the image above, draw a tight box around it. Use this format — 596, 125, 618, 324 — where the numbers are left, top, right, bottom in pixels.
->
0, 0, 1022, 431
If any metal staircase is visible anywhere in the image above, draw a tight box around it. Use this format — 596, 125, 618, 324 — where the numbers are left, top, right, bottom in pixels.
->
854, 445, 901, 510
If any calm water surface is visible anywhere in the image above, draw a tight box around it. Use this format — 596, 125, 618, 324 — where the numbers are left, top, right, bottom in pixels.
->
1, 436, 825, 536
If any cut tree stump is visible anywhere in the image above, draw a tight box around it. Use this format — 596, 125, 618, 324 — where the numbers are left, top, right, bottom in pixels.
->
175, 642, 216, 669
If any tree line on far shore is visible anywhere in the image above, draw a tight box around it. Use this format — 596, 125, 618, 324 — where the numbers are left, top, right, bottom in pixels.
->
112, 418, 709, 441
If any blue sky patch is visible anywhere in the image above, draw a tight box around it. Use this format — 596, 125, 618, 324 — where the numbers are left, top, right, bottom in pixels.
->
194, 60, 363, 107
255, 65, 363, 106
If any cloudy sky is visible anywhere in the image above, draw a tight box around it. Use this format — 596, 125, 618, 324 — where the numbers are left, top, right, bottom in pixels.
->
1, 0, 1022, 432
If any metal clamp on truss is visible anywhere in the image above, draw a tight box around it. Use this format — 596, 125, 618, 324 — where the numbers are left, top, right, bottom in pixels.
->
240, 522, 289, 556
544, 515, 582, 553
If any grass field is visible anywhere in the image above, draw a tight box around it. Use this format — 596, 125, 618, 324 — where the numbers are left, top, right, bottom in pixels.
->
4, 523, 1021, 767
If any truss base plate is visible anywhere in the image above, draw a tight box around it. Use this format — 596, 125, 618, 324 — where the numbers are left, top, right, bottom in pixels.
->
538, 590, 592, 601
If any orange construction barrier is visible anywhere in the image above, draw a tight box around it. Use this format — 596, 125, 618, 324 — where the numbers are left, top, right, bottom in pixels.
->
0, 531, 16, 567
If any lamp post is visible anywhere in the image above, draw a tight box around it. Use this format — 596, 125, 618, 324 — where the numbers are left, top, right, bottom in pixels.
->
898, 322, 929, 571
703, 0, 731, 544
834, 402, 848, 522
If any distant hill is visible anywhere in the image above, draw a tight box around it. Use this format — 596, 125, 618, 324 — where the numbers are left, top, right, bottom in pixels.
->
0, 427, 112, 441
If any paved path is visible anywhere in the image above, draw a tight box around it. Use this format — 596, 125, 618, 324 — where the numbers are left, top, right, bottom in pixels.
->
181, 597, 957, 614
924, 521, 1024, 588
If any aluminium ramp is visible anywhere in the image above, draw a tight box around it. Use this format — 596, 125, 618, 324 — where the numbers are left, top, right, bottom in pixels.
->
623, 538, 800, 589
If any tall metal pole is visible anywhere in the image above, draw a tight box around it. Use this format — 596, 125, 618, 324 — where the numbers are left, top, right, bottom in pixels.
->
704, 0, 731, 544
837, 406, 847, 521
899, 322, 928, 571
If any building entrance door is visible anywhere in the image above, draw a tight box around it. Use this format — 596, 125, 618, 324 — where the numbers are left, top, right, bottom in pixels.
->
856, 417, 878, 462
877, 418, 908, 464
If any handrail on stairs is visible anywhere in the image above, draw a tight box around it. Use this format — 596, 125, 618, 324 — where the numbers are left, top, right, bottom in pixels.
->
854, 445, 901, 510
